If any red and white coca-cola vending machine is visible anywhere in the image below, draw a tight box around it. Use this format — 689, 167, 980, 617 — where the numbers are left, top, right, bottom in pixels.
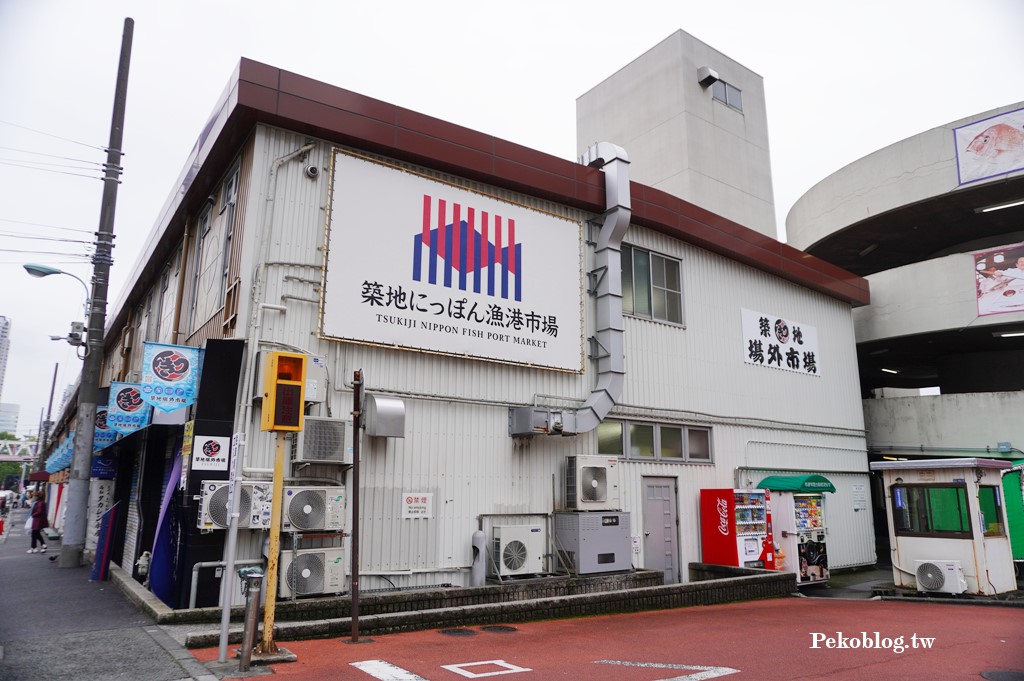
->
699, 488, 775, 570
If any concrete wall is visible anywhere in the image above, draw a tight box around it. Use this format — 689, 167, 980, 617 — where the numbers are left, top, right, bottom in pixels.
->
577, 29, 776, 239
863, 392, 1024, 451
787, 102, 1024, 251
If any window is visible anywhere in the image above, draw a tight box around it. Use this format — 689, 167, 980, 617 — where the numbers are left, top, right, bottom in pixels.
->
219, 169, 239, 302
978, 486, 1005, 537
711, 80, 743, 112
622, 244, 683, 324
598, 420, 712, 463
891, 484, 971, 538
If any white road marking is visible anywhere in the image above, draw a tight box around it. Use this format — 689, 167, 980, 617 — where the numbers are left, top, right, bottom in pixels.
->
351, 659, 430, 680
596, 660, 740, 681
441, 659, 532, 678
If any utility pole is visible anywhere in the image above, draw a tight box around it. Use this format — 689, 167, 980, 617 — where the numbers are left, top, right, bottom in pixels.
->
59, 17, 133, 568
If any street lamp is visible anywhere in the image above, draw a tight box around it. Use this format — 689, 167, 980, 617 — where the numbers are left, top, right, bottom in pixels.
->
23, 264, 91, 319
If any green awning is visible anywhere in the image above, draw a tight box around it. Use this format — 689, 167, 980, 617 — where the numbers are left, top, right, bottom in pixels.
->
756, 474, 836, 494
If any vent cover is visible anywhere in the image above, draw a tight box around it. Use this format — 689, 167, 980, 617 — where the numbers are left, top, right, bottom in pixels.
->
914, 559, 967, 594
280, 547, 347, 597
565, 455, 620, 511
282, 486, 345, 531
198, 481, 272, 530
292, 417, 353, 464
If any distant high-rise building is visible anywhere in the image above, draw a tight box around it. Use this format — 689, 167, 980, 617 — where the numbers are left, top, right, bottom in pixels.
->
0, 316, 9, 401
0, 403, 18, 436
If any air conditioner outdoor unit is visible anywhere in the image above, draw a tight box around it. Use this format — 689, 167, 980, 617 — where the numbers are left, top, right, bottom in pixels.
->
197, 480, 273, 530
914, 560, 968, 594
292, 416, 354, 464
282, 486, 346, 531
491, 525, 545, 577
565, 455, 621, 511
279, 547, 347, 597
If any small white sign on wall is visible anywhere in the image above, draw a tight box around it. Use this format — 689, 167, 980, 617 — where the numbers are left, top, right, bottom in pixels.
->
402, 493, 434, 519
190, 434, 230, 471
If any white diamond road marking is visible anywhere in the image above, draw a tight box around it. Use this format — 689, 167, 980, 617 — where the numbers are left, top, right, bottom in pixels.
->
351, 659, 430, 680
597, 660, 740, 681
441, 660, 532, 678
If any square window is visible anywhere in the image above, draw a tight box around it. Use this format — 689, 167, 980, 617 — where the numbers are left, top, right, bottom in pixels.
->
629, 424, 655, 458
688, 429, 711, 461
621, 245, 683, 324
597, 422, 623, 456
661, 427, 683, 459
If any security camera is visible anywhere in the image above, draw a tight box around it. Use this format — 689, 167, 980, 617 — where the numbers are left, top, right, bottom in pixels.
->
304, 165, 320, 179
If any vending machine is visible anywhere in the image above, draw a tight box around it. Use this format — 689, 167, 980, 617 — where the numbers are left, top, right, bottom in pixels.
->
757, 475, 835, 586
699, 488, 775, 570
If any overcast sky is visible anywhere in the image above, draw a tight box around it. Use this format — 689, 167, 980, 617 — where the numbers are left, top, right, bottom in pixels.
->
1, 0, 1022, 437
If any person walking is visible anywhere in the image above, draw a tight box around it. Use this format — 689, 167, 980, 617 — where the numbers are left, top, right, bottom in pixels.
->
27, 491, 49, 553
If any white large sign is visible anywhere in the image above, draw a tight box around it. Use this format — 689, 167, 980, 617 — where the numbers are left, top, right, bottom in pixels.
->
741, 308, 821, 376
322, 151, 584, 372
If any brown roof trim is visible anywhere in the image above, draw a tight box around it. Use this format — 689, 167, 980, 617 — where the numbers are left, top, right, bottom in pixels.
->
110, 57, 867, 338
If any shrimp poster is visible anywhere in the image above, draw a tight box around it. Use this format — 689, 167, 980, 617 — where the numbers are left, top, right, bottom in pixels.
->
955, 106, 1024, 185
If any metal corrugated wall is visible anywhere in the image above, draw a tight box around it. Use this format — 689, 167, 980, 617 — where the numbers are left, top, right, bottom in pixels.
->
223, 127, 870, 588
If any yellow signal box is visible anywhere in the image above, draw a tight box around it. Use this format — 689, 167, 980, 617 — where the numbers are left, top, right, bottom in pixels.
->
261, 351, 307, 431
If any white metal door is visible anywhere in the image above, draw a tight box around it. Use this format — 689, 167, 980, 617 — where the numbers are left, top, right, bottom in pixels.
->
642, 477, 679, 583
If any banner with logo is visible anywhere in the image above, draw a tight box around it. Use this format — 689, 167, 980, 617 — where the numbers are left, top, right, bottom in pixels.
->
93, 407, 120, 451
741, 308, 821, 376
141, 342, 200, 412
106, 382, 153, 434
322, 150, 584, 372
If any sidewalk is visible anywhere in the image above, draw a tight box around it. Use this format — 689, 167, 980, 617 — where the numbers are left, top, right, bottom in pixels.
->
0, 508, 218, 681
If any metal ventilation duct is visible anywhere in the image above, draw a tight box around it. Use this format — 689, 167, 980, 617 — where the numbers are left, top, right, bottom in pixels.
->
510, 142, 631, 436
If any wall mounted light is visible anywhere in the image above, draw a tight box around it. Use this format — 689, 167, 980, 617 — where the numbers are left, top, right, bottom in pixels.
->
881, 368, 899, 374
975, 198, 1024, 214
992, 330, 1024, 338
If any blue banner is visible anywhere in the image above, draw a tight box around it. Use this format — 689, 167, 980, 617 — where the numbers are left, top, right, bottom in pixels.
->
93, 408, 120, 452
91, 454, 117, 479
107, 381, 153, 434
141, 342, 200, 413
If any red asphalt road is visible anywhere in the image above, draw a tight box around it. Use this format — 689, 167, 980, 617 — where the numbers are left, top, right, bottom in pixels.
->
192, 598, 1024, 680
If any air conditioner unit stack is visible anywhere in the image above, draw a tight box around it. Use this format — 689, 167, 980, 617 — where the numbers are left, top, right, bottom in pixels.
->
279, 547, 347, 597
914, 560, 968, 594
197, 481, 273, 530
292, 416, 354, 464
282, 486, 346, 531
491, 525, 545, 577
565, 455, 621, 511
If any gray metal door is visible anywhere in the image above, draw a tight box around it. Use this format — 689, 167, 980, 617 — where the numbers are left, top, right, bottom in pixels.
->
642, 477, 679, 583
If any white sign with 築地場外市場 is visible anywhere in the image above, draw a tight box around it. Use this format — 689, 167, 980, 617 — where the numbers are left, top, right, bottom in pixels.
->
322, 150, 584, 372
741, 309, 821, 376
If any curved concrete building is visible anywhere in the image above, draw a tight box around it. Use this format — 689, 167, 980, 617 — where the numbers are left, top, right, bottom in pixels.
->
788, 102, 1024, 461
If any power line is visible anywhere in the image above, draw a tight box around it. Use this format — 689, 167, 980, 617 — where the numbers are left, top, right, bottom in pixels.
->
0, 160, 105, 181
0, 157, 107, 173
0, 145, 104, 167
0, 119, 106, 152
0, 248, 92, 258
0, 218, 94, 235
0, 231, 94, 245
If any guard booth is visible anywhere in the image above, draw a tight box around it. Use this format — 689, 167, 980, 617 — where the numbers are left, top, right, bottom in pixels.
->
870, 458, 1016, 595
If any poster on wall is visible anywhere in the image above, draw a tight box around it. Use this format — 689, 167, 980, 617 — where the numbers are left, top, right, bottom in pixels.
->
321, 150, 584, 372
741, 308, 821, 376
140, 342, 200, 412
954, 106, 1024, 185
190, 434, 229, 471
974, 243, 1024, 316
